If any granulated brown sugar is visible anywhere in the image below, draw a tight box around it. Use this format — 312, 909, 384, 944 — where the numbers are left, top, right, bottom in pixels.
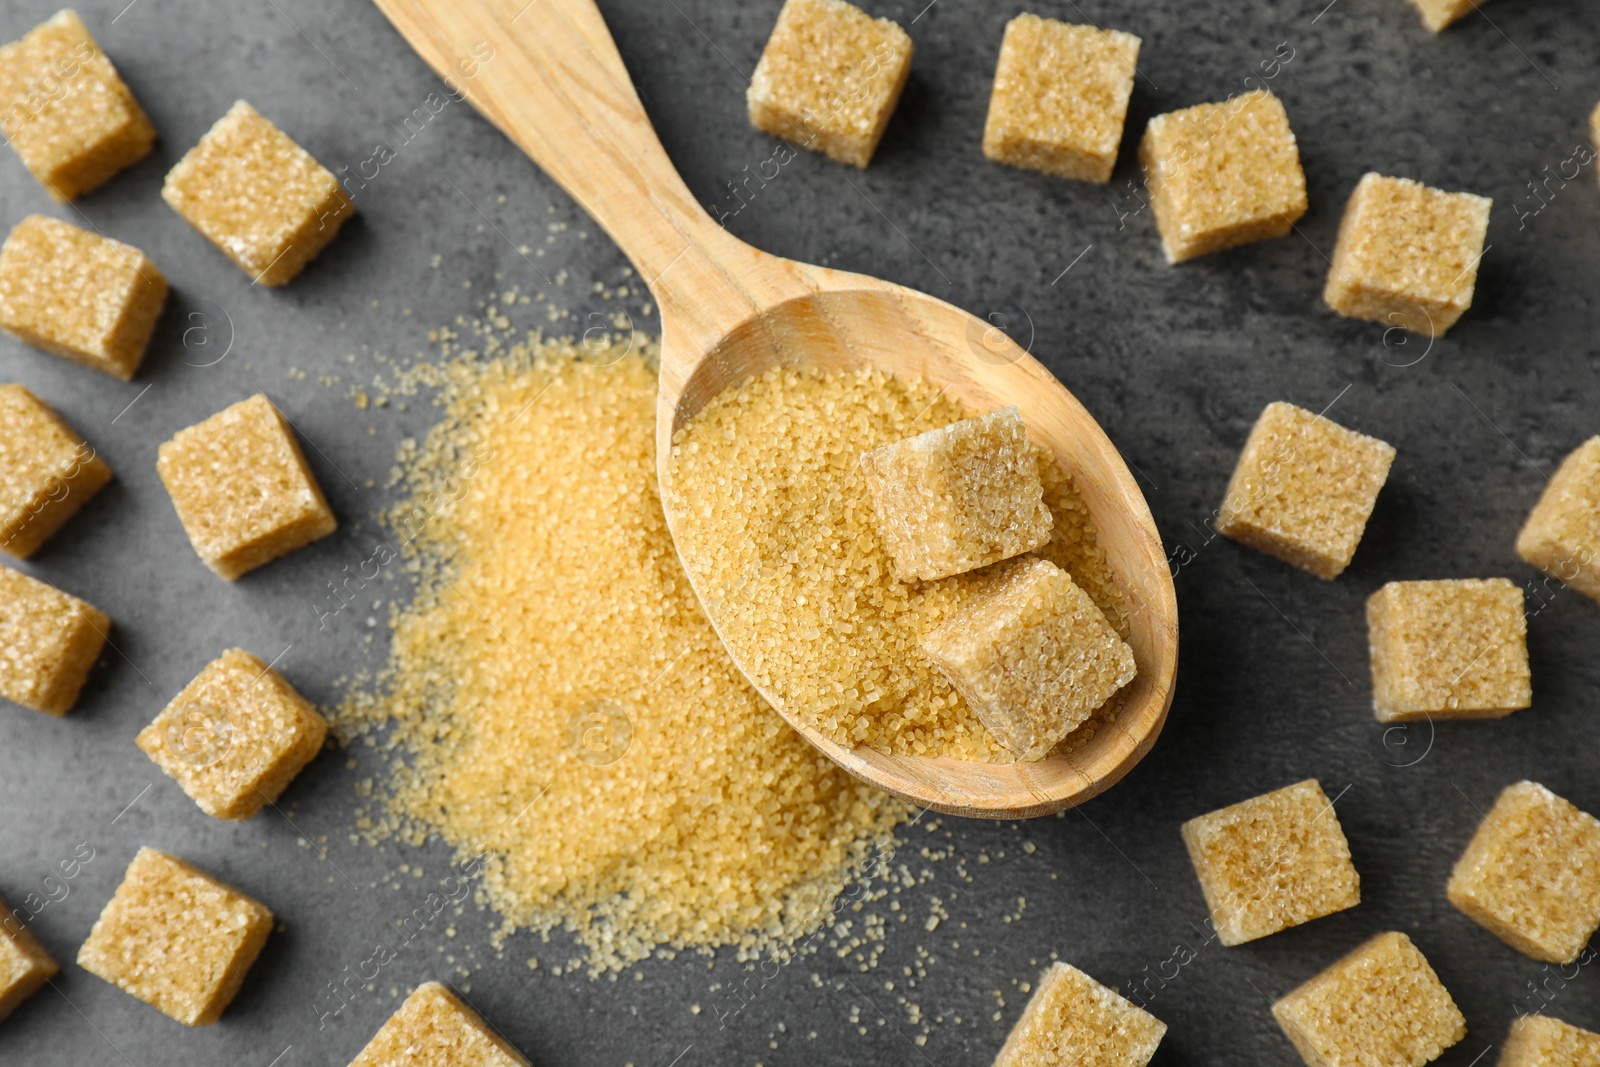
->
335, 339, 906, 972
663, 366, 1125, 760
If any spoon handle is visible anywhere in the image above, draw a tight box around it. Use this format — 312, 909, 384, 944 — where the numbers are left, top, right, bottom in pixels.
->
372, 0, 758, 333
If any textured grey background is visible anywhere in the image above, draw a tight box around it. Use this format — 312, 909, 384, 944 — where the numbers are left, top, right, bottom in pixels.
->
1, 0, 1597, 1064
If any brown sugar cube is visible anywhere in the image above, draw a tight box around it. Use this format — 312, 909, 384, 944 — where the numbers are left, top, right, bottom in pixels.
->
137, 648, 328, 821
77, 848, 271, 1026
1516, 437, 1600, 606
1410, 0, 1485, 32
994, 961, 1166, 1067
0, 214, 167, 380
1447, 781, 1600, 965
1498, 1015, 1600, 1067
348, 981, 531, 1067
157, 394, 337, 580
1181, 779, 1361, 946
1366, 578, 1531, 722
922, 557, 1134, 761
0, 565, 107, 715
1216, 401, 1396, 580
1324, 172, 1491, 338
0, 10, 156, 202
162, 101, 354, 286
981, 15, 1141, 184
0, 384, 111, 557
1273, 931, 1466, 1067
0, 903, 58, 1022
861, 406, 1052, 581
746, 0, 912, 168
1139, 89, 1308, 263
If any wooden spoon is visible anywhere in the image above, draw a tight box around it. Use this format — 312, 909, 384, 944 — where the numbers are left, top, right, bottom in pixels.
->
373, 0, 1177, 818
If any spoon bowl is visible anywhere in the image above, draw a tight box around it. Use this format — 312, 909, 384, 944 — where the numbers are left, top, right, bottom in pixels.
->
374, 0, 1177, 817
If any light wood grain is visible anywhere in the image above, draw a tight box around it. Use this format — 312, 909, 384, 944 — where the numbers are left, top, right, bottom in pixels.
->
373, 0, 1178, 818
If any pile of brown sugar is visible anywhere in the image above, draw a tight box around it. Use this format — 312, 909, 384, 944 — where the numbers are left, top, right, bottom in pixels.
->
663, 366, 1126, 761
334, 337, 905, 972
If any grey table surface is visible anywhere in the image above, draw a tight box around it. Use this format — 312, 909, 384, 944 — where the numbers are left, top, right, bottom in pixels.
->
1, 0, 1598, 1064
